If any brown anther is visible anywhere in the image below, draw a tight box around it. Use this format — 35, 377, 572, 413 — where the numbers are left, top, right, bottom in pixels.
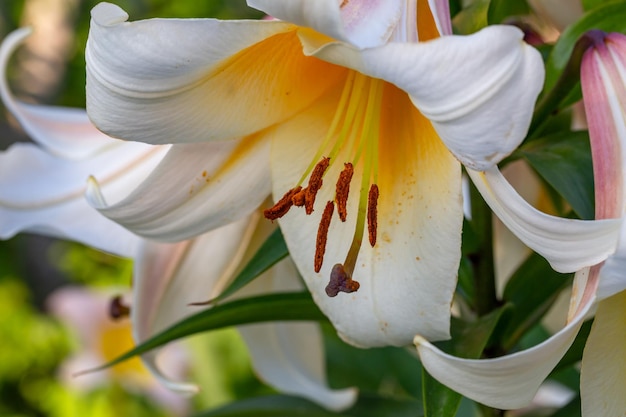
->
291, 188, 306, 207
304, 157, 330, 214
335, 163, 354, 222
326, 263, 360, 297
367, 184, 379, 247
109, 295, 130, 320
264, 186, 302, 220
314, 201, 335, 273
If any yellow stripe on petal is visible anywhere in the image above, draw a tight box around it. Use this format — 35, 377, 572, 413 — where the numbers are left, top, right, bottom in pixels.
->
581, 290, 626, 417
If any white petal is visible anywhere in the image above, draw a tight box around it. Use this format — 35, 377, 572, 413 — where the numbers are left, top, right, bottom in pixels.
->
596, 216, 626, 300
0, 141, 166, 257
87, 137, 271, 241
300, 25, 544, 170
248, 0, 405, 48
86, 4, 343, 145
580, 290, 626, 417
468, 167, 621, 273
415, 268, 595, 410
428, 0, 452, 36
132, 216, 258, 394
237, 258, 357, 411
270, 87, 462, 347
0, 28, 122, 159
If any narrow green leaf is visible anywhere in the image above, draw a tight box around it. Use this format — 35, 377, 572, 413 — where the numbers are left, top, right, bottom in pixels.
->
519, 130, 594, 220
487, 0, 530, 24
190, 395, 341, 417
422, 308, 506, 417
500, 253, 573, 351
81, 292, 327, 374
452, 0, 490, 34
346, 394, 422, 417
210, 227, 289, 304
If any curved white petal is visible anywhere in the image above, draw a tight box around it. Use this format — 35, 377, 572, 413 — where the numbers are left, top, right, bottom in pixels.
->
580, 290, 626, 417
248, 0, 405, 48
270, 87, 462, 347
300, 25, 544, 170
468, 167, 621, 273
428, 0, 452, 36
86, 3, 344, 145
86, 136, 271, 241
237, 258, 357, 411
0, 141, 166, 257
415, 268, 595, 410
132, 216, 258, 394
0, 28, 122, 159
596, 217, 626, 300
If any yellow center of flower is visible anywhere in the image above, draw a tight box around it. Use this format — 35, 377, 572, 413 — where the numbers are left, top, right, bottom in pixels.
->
265, 71, 386, 297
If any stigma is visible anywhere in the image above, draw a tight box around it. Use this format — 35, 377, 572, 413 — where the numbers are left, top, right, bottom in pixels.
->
264, 71, 385, 297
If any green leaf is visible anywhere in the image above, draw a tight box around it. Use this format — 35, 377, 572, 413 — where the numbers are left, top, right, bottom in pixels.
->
487, 0, 530, 24
190, 395, 341, 417
346, 394, 422, 417
210, 227, 289, 304
422, 308, 506, 417
82, 292, 327, 373
545, 1, 626, 91
452, 0, 490, 34
519, 130, 594, 220
500, 253, 573, 351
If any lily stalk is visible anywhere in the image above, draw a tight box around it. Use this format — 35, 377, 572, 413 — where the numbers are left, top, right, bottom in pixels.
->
414, 30, 626, 415
84, 0, 544, 348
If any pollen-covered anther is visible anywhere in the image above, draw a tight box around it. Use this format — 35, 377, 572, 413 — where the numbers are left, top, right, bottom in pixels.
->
367, 184, 379, 247
335, 162, 354, 222
315, 201, 335, 273
304, 157, 330, 214
326, 263, 360, 297
264, 186, 302, 220
109, 295, 130, 320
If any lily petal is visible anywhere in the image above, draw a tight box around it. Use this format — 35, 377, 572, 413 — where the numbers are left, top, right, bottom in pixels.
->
237, 257, 357, 411
299, 25, 544, 170
0, 28, 122, 159
270, 86, 462, 347
415, 268, 595, 410
580, 290, 626, 416
86, 3, 344, 145
467, 167, 621, 273
132, 216, 257, 394
596, 217, 626, 300
0, 140, 166, 257
86, 135, 271, 241
248, 0, 405, 48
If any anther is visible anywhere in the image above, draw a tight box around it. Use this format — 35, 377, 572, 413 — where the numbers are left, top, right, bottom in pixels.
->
304, 157, 330, 214
325, 263, 360, 297
335, 162, 354, 222
367, 184, 379, 247
109, 295, 130, 320
315, 201, 335, 273
264, 186, 302, 220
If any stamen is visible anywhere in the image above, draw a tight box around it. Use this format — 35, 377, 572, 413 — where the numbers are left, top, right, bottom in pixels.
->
325, 263, 360, 297
292, 188, 306, 207
264, 186, 302, 220
367, 184, 379, 247
315, 201, 335, 273
109, 295, 130, 320
305, 157, 330, 214
335, 163, 354, 222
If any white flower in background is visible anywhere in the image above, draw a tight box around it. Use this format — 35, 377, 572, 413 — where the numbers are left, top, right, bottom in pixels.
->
84, 0, 543, 348
0, 28, 355, 411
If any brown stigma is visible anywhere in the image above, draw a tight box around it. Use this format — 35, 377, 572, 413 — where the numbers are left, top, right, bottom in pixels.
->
325, 263, 360, 297
367, 184, 379, 247
109, 295, 130, 320
314, 201, 335, 273
335, 162, 354, 222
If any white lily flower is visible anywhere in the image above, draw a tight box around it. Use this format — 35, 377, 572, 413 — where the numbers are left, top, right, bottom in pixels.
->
415, 30, 626, 415
85, 0, 543, 348
0, 28, 355, 411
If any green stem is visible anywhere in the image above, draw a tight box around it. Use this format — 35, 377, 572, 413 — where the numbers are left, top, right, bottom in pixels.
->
469, 179, 498, 317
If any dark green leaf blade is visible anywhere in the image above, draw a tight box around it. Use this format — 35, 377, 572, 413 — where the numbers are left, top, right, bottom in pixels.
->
81, 292, 327, 374
190, 395, 342, 417
519, 130, 594, 220
210, 227, 289, 304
